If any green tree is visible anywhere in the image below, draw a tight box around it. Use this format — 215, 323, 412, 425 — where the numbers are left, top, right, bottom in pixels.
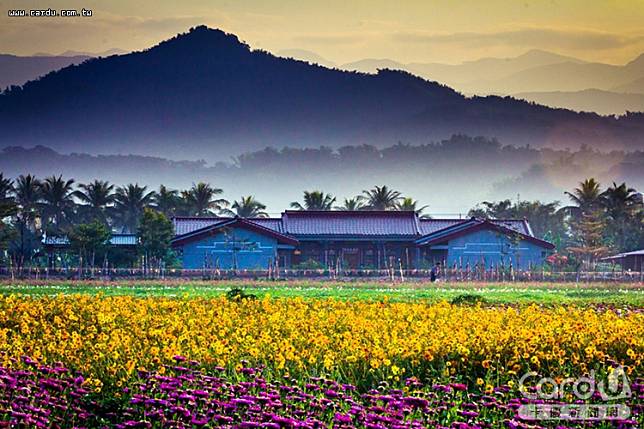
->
335, 197, 365, 211
567, 210, 609, 269
137, 208, 174, 271
153, 185, 182, 218
0, 186, 18, 262
182, 182, 228, 216
362, 185, 402, 210
0, 173, 13, 201
601, 182, 641, 252
290, 191, 336, 210
113, 184, 155, 233
39, 175, 76, 232
564, 178, 603, 218
74, 180, 115, 225
14, 174, 41, 229
68, 220, 112, 271
221, 196, 268, 217
396, 197, 430, 218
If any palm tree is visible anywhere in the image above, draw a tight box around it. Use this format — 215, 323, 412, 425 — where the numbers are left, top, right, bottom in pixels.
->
290, 191, 336, 210
14, 175, 41, 228
221, 196, 268, 218
397, 197, 430, 218
602, 182, 640, 251
113, 184, 155, 233
0, 173, 13, 201
182, 182, 228, 216
335, 197, 365, 211
74, 180, 115, 224
153, 185, 182, 218
362, 185, 402, 210
565, 178, 603, 216
39, 175, 75, 232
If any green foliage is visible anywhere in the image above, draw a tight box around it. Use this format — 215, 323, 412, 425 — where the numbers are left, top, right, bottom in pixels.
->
450, 294, 488, 306
221, 196, 268, 218
292, 258, 324, 270
362, 185, 401, 210
290, 191, 335, 211
137, 208, 174, 264
226, 287, 257, 301
68, 220, 112, 266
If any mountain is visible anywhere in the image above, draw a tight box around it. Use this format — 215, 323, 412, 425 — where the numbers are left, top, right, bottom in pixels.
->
0, 49, 127, 90
337, 50, 588, 94
341, 58, 407, 73
277, 49, 335, 68
613, 76, 644, 94
513, 89, 644, 115
336, 50, 644, 104
59, 48, 127, 57
0, 54, 90, 90
2, 26, 644, 160
405, 49, 587, 93
485, 54, 644, 94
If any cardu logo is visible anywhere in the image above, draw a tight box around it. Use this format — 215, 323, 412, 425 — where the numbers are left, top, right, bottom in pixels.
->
517, 366, 631, 421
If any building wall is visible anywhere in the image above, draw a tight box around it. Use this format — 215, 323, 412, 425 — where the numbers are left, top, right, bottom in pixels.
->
445, 229, 549, 269
291, 240, 416, 269
180, 228, 279, 270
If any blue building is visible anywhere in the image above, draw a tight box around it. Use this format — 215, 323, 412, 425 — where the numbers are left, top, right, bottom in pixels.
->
171, 211, 554, 270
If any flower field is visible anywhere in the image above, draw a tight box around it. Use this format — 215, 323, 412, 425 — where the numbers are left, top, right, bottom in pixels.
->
0, 287, 642, 427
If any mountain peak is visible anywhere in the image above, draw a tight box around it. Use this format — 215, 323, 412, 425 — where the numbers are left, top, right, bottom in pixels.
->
626, 52, 644, 68
147, 26, 250, 57
517, 49, 583, 64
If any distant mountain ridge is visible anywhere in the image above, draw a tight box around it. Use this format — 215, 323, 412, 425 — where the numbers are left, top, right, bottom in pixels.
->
0, 53, 91, 90
1, 26, 644, 160
514, 89, 644, 116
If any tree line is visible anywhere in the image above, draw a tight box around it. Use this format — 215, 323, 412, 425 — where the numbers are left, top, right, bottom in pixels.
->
0, 173, 642, 270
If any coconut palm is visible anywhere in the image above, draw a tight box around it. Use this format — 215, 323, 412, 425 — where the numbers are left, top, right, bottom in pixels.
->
0, 173, 13, 201
74, 180, 115, 224
290, 191, 335, 211
397, 197, 430, 218
221, 196, 268, 218
362, 185, 402, 210
335, 197, 365, 211
565, 178, 603, 216
153, 185, 182, 218
113, 184, 155, 233
602, 182, 641, 251
14, 175, 41, 227
182, 182, 228, 216
39, 175, 76, 232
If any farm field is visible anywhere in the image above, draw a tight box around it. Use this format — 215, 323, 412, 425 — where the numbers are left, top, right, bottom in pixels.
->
0, 281, 642, 428
1, 279, 644, 305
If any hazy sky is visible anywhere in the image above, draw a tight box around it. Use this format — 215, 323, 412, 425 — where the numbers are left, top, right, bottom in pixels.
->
2, 0, 644, 64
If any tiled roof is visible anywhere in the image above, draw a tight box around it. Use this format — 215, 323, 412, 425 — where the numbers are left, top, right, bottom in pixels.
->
418, 219, 463, 235
415, 219, 554, 249
172, 217, 283, 236
43, 234, 137, 246
110, 234, 138, 246
172, 217, 298, 246
251, 218, 284, 233
603, 249, 644, 259
172, 217, 222, 236
172, 214, 537, 240
282, 211, 420, 237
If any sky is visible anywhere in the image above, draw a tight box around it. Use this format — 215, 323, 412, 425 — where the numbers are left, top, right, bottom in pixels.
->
2, 0, 644, 64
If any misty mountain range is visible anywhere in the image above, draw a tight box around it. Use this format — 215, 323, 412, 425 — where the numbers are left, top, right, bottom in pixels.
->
2, 26, 644, 161
2, 30, 643, 118
282, 49, 644, 115
1, 136, 642, 214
